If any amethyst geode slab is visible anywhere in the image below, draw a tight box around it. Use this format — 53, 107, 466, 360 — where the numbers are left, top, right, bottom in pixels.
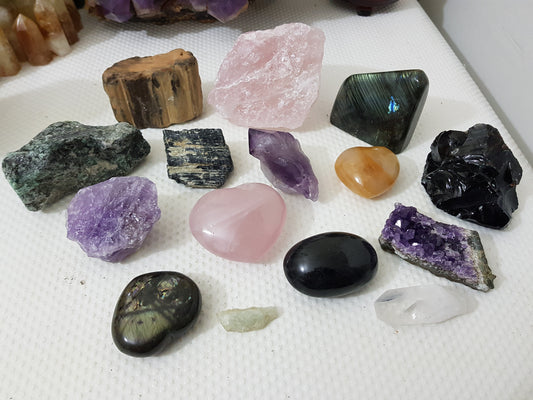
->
87, 0, 250, 23
379, 203, 495, 291
422, 124, 522, 229
67, 176, 161, 262
249, 129, 319, 201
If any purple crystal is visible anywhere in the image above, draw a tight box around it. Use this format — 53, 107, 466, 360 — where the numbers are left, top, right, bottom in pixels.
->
249, 129, 319, 201
89, 0, 249, 22
94, 0, 133, 22
67, 176, 161, 262
379, 203, 495, 291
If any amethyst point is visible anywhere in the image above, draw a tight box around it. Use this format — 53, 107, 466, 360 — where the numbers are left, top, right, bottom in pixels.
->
249, 129, 319, 201
379, 203, 495, 291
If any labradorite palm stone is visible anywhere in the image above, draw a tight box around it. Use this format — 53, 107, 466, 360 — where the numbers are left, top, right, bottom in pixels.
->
330, 69, 429, 153
2, 121, 150, 211
112, 271, 201, 357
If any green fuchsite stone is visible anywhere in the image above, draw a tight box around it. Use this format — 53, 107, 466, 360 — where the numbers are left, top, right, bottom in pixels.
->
2, 121, 150, 211
112, 271, 201, 357
330, 69, 429, 153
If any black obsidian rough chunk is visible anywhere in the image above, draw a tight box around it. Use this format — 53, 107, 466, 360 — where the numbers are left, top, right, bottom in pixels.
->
283, 232, 378, 297
421, 124, 522, 229
330, 69, 429, 153
112, 271, 201, 357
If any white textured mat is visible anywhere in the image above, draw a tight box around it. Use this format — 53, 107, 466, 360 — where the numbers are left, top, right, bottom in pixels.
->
1, 1, 532, 399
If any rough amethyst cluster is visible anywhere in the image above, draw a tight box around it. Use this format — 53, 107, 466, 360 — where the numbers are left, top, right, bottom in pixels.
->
87, 0, 250, 23
67, 176, 161, 262
249, 129, 319, 201
379, 203, 495, 291
421, 124, 522, 229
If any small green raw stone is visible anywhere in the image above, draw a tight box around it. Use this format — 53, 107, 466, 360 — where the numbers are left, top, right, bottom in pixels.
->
217, 306, 279, 332
2, 121, 150, 211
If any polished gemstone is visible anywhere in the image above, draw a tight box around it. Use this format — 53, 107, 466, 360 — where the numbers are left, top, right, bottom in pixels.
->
217, 307, 279, 332
0, 27, 20, 76
164, 128, 233, 188
374, 285, 471, 326
87, 0, 250, 23
249, 129, 319, 201
208, 23, 325, 130
2, 121, 150, 211
330, 69, 429, 153
14, 13, 53, 66
112, 271, 201, 357
343, 0, 399, 16
421, 124, 522, 229
67, 176, 161, 262
379, 203, 495, 291
189, 183, 286, 262
284, 232, 378, 297
335, 146, 399, 198
34, 0, 71, 56
102, 49, 203, 129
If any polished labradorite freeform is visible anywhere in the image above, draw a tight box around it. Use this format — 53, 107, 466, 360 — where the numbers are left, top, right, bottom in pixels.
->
112, 271, 201, 357
283, 232, 378, 297
330, 69, 429, 153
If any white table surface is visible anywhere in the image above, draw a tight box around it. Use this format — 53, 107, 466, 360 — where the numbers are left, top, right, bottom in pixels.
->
1, 0, 532, 399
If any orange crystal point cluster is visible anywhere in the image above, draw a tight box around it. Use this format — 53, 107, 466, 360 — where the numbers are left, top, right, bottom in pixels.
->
0, 0, 82, 77
335, 146, 400, 198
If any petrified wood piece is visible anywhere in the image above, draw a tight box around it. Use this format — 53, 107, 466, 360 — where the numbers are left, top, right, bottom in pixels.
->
102, 49, 203, 129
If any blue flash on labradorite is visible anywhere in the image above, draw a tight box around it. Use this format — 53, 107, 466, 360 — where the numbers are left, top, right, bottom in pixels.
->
330, 69, 429, 153
111, 271, 201, 357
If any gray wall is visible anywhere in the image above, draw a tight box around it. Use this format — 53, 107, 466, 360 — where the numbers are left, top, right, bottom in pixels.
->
418, 0, 533, 164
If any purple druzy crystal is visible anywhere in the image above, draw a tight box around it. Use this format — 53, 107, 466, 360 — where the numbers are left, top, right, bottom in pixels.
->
95, 0, 133, 22
379, 203, 495, 291
67, 176, 161, 262
249, 129, 319, 201
90, 0, 249, 22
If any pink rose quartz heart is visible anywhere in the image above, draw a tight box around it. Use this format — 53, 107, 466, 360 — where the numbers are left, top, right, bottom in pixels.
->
189, 183, 286, 262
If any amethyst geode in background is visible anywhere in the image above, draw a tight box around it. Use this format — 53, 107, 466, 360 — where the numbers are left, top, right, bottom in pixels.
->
67, 176, 161, 262
421, 124, 522, 229
87, 0, 251, 23
249, 129, 319, 201
379, 203, 495, 291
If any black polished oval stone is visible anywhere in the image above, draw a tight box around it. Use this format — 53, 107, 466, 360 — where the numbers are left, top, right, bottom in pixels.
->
112, 271, 201, 357
283, 232, 378, 297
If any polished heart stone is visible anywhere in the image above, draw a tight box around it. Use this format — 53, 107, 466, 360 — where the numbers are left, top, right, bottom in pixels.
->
330, 69, 429, 153
189, 183, 286, 262
112, 271, 201, 357
284, 232, 378, 297
335, 146, 399, 198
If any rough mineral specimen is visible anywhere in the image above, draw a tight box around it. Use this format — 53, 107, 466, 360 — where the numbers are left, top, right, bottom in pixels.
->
112, 271, 201, 357
208, 23, 326, 130
189, 183, 286, 262
249, 129, 319, 201
284, 232, 378, 297
330, 70, 429, 153
379, 203, 495, 291
67, 176, 161, 262
217, 307, 279, 332
102, 49, 203, 129
87, 0, 251, 23
374, 285, 471, 326
0, 0, 82, 76
2, 121, 150, 211
335, 146, 399, 198
163, 128, 233, 188
421, 124, 522, 229
343, 0, 399, 16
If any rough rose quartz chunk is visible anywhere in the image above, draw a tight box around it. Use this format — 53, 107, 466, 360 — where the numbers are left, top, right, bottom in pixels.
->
189, 183, 286, 262
208, 23, 325, 130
